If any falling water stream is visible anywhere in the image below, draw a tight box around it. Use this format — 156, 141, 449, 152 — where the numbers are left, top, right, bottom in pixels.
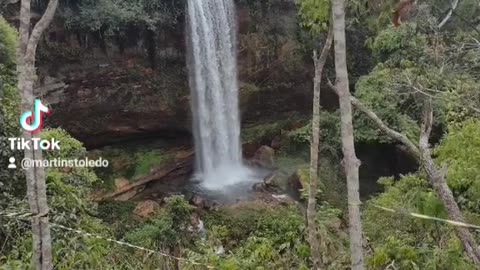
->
187, 0, 254, 190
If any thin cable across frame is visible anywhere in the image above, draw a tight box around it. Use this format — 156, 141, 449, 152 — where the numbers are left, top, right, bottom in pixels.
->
0, 209, 216, 269
371, 204, 480, 230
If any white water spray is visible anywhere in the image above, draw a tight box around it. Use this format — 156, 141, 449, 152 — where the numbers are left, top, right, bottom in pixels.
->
187, 0, 253, 190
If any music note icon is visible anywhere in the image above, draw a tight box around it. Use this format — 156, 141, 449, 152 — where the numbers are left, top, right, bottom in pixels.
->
19, 99, 51, 134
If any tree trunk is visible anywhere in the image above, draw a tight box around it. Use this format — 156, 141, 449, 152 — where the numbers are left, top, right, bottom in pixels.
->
17, 0, 59, 269
419, 100, 480, 266
331, 0, 365, 269
307, 23, 334, 270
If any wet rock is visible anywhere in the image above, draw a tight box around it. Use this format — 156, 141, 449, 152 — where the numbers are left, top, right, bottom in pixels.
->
252, 182, 267, 192
133, 200, 160, 218
263, 172, 280, 187
191, 195, 206, 209
252, 145, 275, 168
263, 172, 283, 192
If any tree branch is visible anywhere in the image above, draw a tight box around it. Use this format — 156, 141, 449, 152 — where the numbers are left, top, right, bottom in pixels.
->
438, 0, 459, 29
326, 80, 422, 160
419, 98, 433, 150
25, 0, 58, 63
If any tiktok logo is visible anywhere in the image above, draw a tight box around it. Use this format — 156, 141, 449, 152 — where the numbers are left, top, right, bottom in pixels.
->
19, 99, 50, 133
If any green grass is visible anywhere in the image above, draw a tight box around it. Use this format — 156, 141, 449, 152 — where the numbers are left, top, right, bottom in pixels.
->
133, 150, 170, 178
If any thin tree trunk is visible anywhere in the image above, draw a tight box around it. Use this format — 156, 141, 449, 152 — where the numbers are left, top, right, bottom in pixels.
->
17, 0, 59, 269
331, 0, 365, 269
307, 23, 334, 270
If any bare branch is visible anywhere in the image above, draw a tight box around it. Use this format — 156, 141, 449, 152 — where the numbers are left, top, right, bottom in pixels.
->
419, 98, 433, 149
438, 0, 459, 29
397, 81, 480, 115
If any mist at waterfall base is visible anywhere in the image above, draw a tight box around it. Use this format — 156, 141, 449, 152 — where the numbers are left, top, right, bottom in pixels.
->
186, 0, 261, 192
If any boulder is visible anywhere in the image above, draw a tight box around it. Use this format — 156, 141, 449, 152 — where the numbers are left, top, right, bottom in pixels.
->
252, 182, 267, 192
114, 177, 130, 191
251, 145, 275, 168
113, 177, 141, 201
263, 171, 283, 192
133, 200, 160, 218
286, 169, 307, 200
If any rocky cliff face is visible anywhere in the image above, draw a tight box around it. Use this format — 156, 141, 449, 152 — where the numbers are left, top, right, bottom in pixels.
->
37, 1, 313, 148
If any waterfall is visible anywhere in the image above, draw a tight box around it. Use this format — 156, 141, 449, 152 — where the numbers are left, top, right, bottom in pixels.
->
187, 0, 252, 190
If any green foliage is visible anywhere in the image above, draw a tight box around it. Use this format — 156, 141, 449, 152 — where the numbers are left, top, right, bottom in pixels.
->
435, 120, 480, 211
354, 20, 480, 144
367, 236, 419, 269
354, 66, 421, 143
124, 195, 194, 249
0, 17, 18, 136
1, 129, 116, 269
97, 200, 137, 237
363, 121, 480, 269
287, 111, 340, 154
40, 129, 99, 222
0, 18, 21, 200
42, 128, 86, 159
364, 173, 478, 269
297, 0, 330, 33
133, 150, 170, 177
355, 24, 430, 144
192, 203, 348, 269
0, 17, 17, 68
370, 23, 427, 65
66, 0, 184, 35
